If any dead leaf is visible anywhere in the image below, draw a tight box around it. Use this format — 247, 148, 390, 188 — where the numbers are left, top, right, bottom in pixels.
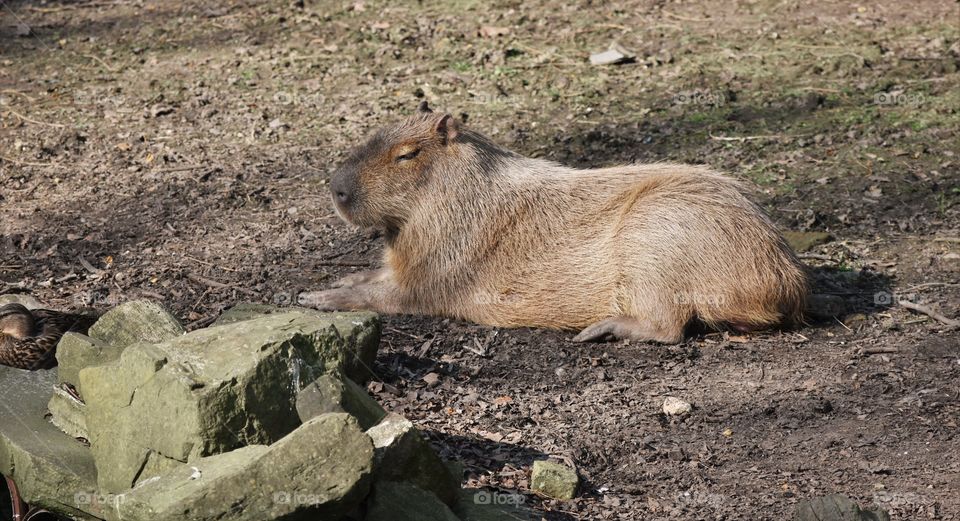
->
493, 395, 513, 406
371, 21, 390, 30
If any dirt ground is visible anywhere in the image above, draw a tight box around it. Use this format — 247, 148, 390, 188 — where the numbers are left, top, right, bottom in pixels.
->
2, 0, 959, 519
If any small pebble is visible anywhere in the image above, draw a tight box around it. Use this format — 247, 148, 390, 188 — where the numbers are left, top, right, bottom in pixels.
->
662, 396, 692, 416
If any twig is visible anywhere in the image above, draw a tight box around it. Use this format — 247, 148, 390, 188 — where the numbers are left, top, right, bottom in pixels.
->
709, 133, 797, 142
860, 346, 900, 355
157, 165, 208, 173
661, 10, 711, 22
834, 317, 853, 332
798, 253, 835, 261
78, 256, 103, 275
80, 53, 120, 73
185, 273, 257, 296
186, 315, 217, 330
932, 237, 960, 243
898, 299, 960, 328
314, 260, 371, 267
0, 155, 62, 168
136, 289, 166, 301
904, 282, 960, 292
0, 89, 36, 102
4, 109, 65, 128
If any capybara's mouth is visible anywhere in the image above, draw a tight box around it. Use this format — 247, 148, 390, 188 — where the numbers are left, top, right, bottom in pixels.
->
331, 195, 354, 225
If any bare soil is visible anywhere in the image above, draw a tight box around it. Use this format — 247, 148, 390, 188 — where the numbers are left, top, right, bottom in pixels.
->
1, 0, 958, 519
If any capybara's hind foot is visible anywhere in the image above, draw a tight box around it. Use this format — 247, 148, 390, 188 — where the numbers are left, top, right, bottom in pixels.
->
573, 317, 684, 344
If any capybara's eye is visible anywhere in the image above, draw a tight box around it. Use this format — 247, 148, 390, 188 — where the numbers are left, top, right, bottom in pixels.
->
396, 149, 420, 162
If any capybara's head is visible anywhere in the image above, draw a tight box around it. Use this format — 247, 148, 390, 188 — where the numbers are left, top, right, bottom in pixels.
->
329, 101, 460, 231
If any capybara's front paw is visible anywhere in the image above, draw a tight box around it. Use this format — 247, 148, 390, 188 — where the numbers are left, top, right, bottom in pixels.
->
297, 289, 359, 310
331, 271, 376, 289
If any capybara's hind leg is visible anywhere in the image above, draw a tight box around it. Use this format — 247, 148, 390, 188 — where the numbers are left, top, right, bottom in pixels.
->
572, 316, 685, 344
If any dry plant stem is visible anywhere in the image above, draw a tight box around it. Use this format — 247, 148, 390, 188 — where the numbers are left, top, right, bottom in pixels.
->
898, 299, 960, 328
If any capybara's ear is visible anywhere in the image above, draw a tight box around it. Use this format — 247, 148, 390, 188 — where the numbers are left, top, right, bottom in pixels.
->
418, 100, 432, 113
435, 114, 459, 144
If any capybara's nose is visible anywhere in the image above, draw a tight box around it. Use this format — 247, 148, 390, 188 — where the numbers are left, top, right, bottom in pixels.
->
330, 175, 353, 207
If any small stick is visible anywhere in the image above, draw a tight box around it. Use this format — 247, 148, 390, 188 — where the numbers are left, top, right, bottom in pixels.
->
314, 260, 371, 267
709, 133, 794, 142
798, 253, 835, 261
0, 89, 36, 102
932, 237, 960, 243
157, 165, 208, 173
81, 53, 120, 73
78, 256, 103, 275
834, 317, 853, 332
137, 289, 166, 301
0, 155, 62, 168
898, 299, 960, 328
904, 282, 960, 292
186, 273, 257, 296
4, 109, 65, 128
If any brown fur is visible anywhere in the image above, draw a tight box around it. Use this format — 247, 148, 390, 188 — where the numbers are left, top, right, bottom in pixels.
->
300, 103, 809, 343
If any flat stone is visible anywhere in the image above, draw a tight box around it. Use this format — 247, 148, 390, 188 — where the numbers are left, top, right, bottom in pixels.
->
105, 413, 374, 521
366, 413, 458, 506
296, 373, 386, 429
47, 387, 88, 440
87, 300, 184, 348
783, 231, 833, 252
662, 396, 692, 416
0, 366, 102, 520
0, 294, 43, 309
453, 488, 532, 521
365, 481, 461, 521
589, 42, 635, 65
793, 494, 890, 521
531, 460, 578, 500
55, 332, 115, 397
81, 312, 380, 493
212, 303, 381, 383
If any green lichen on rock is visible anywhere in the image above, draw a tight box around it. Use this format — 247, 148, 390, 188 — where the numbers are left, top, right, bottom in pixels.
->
213, 303, 381, 383
530, 460, 578, 500
365, 481, 461, 521
104, 413, 374, 521
0, 366, 102, 520
55, 332, 115, 398
453, 488, 532, 521
80, 312, 381, 494
296, 373, 386, 429
366, 413, 459, 506
47, 387, 88, 440
87, 300, 184, 348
